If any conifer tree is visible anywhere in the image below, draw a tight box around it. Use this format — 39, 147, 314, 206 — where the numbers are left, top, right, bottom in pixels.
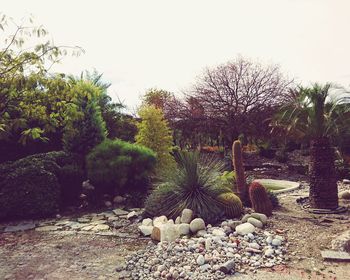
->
135, 105, 175, 176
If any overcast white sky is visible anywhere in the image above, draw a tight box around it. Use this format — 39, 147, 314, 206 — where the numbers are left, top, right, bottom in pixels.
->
2, 0, 350, 108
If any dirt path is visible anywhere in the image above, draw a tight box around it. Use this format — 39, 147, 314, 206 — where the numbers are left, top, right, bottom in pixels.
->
1, 185, 350, 280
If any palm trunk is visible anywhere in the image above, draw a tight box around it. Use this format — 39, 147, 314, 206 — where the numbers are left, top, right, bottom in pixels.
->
309, 137, 338, 209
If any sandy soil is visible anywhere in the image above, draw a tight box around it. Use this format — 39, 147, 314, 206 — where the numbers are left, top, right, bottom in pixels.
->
1, 184, 350, 280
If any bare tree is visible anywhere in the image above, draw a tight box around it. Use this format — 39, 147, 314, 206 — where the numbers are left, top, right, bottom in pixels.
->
190, 56, 292, 143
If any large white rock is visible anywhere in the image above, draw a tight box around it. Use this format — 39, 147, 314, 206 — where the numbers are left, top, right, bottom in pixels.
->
175, 216, 181, 224
250, 213, 268, 225
247, 217, 263, 228
176, 223, 190, 236
142, 218, 153, 226
139, 225, 153, 236
153, 216, 168, 228
190, 218, 206, 233
160, 223, 180, 242
181, 209, 193, 224
212, 228, 226, 237
235, 222, 255, 235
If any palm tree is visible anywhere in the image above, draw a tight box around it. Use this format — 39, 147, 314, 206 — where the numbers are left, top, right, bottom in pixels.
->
272, 83, 350, 209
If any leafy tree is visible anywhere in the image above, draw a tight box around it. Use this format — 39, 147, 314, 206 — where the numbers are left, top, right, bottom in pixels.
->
69, 69, 137, 141
143, 88, 172, 110
272, 83, 350, 209
0, 14, 83, 161
63, 81, 107, 160
135, 105, 176, 176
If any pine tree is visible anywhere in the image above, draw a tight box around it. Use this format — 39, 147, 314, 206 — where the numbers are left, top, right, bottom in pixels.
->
135, 105, 176, 176
63, 81, 107, 160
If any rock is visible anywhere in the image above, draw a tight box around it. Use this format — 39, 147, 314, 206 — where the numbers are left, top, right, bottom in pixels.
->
212, 228, 226, 237
127, 211, 137, 219
161, 223, 180, 242
151, 226, 161, 241
321, 250, 350, 261
92, 224, 109, 231
112, 209, 129, 216
265, 248, 274, 257
175, 216, 181, 224
247, 217, 263, 228
272, 238, 282, 246
181, 209, 193, 224
196, 230, 207, 237
35, 225, 60, 232
177, 223, 190, 236
81, 225, 95, 231
113, 195, 126, 204
205, 238, 211, 250
331, 230, 350, 251
196, 255, 205, 265
139, 225, 153, 236
249, 242, 260, 250
250, 213, 268, 225
339, 190, 350, 200
266, 236, 273, 244
4, 222, 36, 233
241, 214, 251, 223
104, 201, 112, 207
153, 216, 168, 228
343, 179, 350, 184
219, 260, 235, 274
235, 222, 255, 235
189, 218, 205, 233
82, 180, 94, 190
142, 218, 153, 226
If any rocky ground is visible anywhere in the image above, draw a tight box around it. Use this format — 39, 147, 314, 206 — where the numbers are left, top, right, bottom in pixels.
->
1, 182, 350, 280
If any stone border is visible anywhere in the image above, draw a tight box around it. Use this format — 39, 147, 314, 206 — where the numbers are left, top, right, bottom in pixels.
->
254, 179, 301, 194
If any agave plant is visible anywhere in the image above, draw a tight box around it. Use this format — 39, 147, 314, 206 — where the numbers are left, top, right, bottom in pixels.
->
144, 150, 232, 223
272, 83, 350, 209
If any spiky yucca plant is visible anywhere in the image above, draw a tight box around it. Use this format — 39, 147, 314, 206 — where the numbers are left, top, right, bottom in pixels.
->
144, 150, 229, 223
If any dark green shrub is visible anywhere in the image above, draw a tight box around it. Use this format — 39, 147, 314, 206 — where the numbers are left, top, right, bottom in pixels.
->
58, 163, 85, 205
275, 148, 288, 163
258, 142, 276, 159
86, 139, 156, 195
0, 164, 60, 220
266, 189, 280, 209
144, 151, 229, 223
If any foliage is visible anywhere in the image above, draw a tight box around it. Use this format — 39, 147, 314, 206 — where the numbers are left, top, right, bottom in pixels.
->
144, 150, 229, 223
0, 14, 83, 148
217, 192, 243, 218
136, 105, 176, 176
0, 155, 62, 220
86, 139, 156, 196
272, 84, 350, 144
63, 81, 107, 159
275, 148, 288, 163
218, 171, 237, 192
249, 181, 273, 216
143, 88, 173, 111
232, 140, 247, 201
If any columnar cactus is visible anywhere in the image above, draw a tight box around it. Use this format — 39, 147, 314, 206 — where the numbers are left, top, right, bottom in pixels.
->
249, 181, 273, 216
232, 140, 246, 200
217, 192, 243, 218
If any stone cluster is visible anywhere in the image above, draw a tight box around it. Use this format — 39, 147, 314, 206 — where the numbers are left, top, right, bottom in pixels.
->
127, 209, 287, 279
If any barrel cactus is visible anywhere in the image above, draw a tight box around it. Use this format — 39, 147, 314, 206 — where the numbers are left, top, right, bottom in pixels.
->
232, 140, 246, 202
249, 181, 273, 216
218, 192, 243, 218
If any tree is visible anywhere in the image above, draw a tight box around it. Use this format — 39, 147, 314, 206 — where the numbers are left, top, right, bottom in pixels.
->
63, 81, 107, 160
135, 105, 176, 176
190, 56, 292, 144
272, 83, 350, 209
69, 70, 137, 141
0, 14, 83, 161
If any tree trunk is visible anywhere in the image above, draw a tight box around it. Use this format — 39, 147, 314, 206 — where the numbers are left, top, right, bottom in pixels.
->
309, 137, 338, 209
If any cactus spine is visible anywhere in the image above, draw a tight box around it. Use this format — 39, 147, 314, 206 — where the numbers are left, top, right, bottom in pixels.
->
218, 192, 243, 218
249, 181, 273, 216
232, 140, 246, 201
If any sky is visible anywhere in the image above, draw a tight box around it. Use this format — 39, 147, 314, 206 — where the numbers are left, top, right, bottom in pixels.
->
2, 0, 350, 109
